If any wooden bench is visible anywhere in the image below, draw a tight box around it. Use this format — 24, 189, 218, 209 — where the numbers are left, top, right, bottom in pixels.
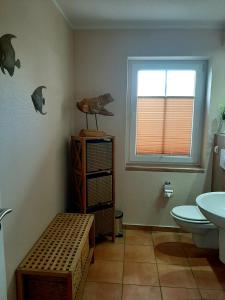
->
16, 213, 95, 300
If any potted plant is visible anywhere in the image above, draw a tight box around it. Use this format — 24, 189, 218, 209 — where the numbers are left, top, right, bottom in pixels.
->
219, 104, 225, 134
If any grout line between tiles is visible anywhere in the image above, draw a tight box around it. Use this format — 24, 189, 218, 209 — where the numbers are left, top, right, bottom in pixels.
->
189, 267, 204, 299
85, 230, 225, 299
121, 229, 126, 300
152, 231, 164, 300
179, 236, 204, 299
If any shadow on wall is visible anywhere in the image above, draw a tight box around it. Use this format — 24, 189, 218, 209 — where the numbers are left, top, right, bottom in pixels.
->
5, 138, 69, 300
65, 138, 74, 212
212, 117, 220, 134
154, 189, 169, 212
204, 115, 222, 193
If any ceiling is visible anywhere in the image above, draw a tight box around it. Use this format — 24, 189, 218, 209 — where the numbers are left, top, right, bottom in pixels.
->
53, 0, 225, 29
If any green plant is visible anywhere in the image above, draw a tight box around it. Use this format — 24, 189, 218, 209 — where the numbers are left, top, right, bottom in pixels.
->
219, 104, 225, 120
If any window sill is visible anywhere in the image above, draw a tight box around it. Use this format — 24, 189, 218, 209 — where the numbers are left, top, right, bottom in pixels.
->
125, 163, 205, 173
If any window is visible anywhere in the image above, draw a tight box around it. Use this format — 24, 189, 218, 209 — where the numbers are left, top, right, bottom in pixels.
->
126, 58, 208, 166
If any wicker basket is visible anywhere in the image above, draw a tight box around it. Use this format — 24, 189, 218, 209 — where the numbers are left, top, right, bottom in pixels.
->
86, 139, 112, 173
92, 206, 114, 236
87, 174, 112, 208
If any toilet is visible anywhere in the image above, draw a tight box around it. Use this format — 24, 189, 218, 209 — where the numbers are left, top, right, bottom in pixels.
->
170, 205, 218, 249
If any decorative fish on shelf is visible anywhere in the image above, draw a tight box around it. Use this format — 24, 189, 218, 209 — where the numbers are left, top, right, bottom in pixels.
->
77, 93, 114, 116
31, 86, 47, 115
77, 93, 114, 134
0, 34, 20, 76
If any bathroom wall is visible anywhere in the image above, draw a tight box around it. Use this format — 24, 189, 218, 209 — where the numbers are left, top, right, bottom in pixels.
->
0, 0, 75, 299
73, 29, 225, 226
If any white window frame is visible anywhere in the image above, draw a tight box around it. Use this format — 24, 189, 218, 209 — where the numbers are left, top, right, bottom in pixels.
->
126, 57, 208, 165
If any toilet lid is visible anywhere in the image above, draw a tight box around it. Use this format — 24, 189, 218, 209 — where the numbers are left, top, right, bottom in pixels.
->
171, 205, 210, 222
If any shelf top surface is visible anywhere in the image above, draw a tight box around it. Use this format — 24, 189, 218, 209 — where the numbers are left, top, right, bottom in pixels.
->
71, 135, 114, 141
17, 213, 94, 273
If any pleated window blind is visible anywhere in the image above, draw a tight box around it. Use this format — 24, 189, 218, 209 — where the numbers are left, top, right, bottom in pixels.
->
136, 97, 194, 155
135, 70, 195, 156
127, 59, 207, 165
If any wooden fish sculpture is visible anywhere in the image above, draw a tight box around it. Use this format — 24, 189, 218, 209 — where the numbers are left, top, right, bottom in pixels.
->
77, 93, 114, 116
31, 86, 47, 115
0, 34, 20, 76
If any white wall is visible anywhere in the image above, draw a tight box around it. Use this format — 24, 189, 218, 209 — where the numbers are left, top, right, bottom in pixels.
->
73, 29, 225, 226
0, 1, 75, 299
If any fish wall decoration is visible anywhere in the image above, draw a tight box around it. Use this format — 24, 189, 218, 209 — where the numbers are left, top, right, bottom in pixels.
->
0, 34, 20, 76
31, 86, 47, 115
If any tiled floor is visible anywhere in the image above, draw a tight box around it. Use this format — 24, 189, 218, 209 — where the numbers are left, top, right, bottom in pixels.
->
83, 229, 225, 299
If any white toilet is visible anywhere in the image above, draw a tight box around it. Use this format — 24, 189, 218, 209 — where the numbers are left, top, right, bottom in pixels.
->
170, 205, 218, 249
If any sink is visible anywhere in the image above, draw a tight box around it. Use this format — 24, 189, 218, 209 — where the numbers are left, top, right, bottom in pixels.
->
196, 192, 225, 228
196, 192, 225, 263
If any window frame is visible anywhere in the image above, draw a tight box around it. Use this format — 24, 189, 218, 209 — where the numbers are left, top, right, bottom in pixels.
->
126, 57, 208, 166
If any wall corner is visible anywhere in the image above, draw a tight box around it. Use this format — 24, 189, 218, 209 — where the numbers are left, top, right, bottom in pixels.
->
222, 28, 225, 48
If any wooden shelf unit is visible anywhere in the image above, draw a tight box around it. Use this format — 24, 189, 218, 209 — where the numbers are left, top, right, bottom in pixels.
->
16, 213, 95, 300
70, 136, 115, 241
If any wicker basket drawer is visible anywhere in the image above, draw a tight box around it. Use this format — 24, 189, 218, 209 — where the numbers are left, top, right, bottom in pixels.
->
81, 237, 89, 269
93, 206, 114, 236
86, 140, 112, 173
87, 175, 112, 208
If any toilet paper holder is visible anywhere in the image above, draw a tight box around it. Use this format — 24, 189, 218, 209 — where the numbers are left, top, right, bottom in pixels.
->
164, 181, 174, 198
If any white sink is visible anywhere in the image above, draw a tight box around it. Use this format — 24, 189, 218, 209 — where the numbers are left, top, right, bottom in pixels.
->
196, 192, 225, 263
196, 192, 225, 228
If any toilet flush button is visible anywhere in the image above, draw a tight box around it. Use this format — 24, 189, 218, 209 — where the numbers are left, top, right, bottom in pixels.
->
214, 145, 219, 153
219, 149, 225, 170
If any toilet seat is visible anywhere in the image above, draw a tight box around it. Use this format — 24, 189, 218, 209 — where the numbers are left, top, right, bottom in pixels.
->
171, 205, 210, 223
170, 205, 218, 249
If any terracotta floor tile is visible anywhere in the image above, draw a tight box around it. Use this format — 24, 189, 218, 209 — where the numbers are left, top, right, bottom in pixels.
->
185, 245, 220, 267
152, 231, 181, 247
84, 229, 225, 299
122, 284, 162, 300
95, 242, 124, 261
82, 282, 122, 300
96, 235, 125, 244
191, 265, 225, 290
158, 264, 197, 288
115, 236, 125, 244
123, 262, 159, 286
125, 229, 153, 245
179, 233, 194, 245
200, 289, 225, 300
125, 244, 156, 263
188, 256, 224, 268
206, 256, 225, 268
161, 287, 201, 300
87, 260, 123, 283
183, 244, 218, 259
155, 244, 189, 266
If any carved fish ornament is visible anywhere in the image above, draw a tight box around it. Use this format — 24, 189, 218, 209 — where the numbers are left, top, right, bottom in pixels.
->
77, 93, 114, 116
31, 86, 47, 115
0, 34, 20, 76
